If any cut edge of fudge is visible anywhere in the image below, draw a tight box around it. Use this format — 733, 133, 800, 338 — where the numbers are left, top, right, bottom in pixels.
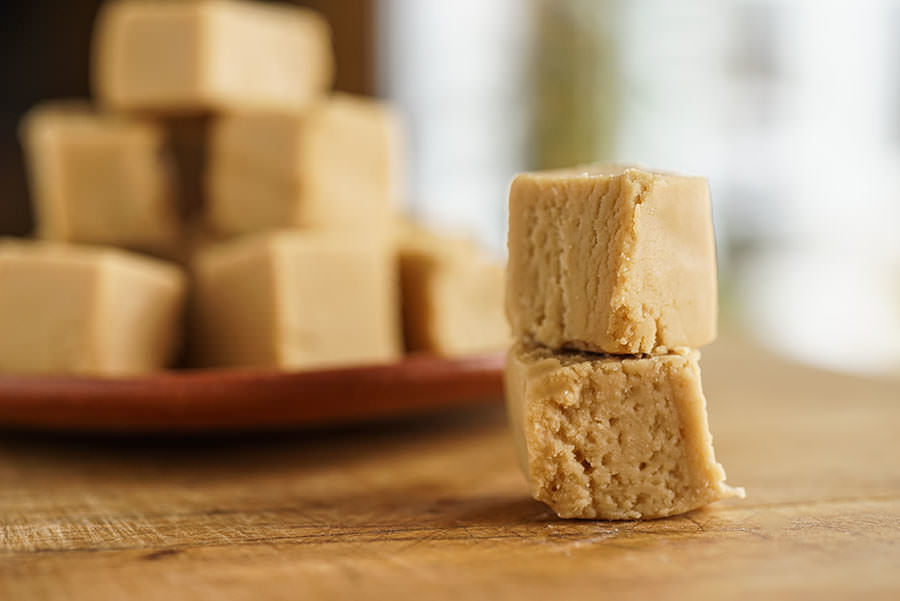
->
505, 339, 744, 520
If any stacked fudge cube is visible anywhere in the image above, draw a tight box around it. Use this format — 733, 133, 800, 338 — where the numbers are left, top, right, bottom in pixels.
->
4, 0, 509, 376
504, 165, 743, 519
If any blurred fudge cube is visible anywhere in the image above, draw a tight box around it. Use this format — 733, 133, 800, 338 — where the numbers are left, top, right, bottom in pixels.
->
191, 230, 401, 369
206, 94, 403, 236
20, 101, 180, 253
397, 223, 508, 356
0, 240, 186, 375
92, 0, 333, 113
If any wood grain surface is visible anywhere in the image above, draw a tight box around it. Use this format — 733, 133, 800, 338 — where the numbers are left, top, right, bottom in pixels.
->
1, 338, 898, 600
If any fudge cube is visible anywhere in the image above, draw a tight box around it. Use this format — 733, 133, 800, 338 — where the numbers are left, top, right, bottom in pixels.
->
0, 240, 185, 375
206, 94, 403, 236
397, 223, 508, 356
20, 102, 180, 252
191, 231, 401, 369
505, 340, 742, 519
92, 0, 333, 113
507, 165, 718, 354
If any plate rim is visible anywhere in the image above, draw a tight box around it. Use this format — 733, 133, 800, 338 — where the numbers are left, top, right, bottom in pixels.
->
0, 352, 506, 432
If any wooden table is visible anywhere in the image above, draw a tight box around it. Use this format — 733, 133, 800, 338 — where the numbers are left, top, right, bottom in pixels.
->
1, 339, 898, 600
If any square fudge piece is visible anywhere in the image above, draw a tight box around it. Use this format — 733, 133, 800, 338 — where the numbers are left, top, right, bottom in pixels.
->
206, 94, 403, 236
0, 241, 186, 375
397, 222, 508, 356
505, 340, 742, 519
507, 165, 718, 354
20, 102, 180, 253
191, 231, 401, 369
92, 0, 333, 113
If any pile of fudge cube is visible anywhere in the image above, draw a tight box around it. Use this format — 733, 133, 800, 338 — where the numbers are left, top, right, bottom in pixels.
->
1, 0, 507, 376
504, 165, 743, 519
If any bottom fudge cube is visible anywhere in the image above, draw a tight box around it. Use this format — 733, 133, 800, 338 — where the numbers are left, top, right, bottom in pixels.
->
191, 231, 401, 369
397, 223, 508, 356
0, 240, 185, 375
505, 340, 743, 519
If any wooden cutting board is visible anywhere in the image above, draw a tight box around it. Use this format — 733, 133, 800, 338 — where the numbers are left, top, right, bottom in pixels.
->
1, 338, 898, 600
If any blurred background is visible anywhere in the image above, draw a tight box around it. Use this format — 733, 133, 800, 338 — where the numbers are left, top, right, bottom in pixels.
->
2, 0, 899, 378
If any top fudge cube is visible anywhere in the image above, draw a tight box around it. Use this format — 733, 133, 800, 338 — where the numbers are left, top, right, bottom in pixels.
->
506, 165, 717, 355
92, 0, 333, 113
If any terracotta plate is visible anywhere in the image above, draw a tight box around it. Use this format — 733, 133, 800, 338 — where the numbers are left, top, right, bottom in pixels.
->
0, 353, 505, 433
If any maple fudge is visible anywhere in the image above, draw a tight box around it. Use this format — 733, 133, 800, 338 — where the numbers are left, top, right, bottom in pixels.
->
191, 231, 401, 369
397, 223, 508, 356
92, 0, 333, 113
505, 340, 742, 519
506, 165, 717, 355
0, 241, 185, 375
206, 94, 403, 236
20, 102, 180, 252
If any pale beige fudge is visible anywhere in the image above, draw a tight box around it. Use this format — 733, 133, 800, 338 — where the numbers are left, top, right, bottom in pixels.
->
507, 165, 717, 355
505, 340, 742, 519
92, 0, 333, 113
191, 231, 401, 369
20, 102, 180, 253
0, 240, 185, 375
206, 94, 403, 236
397, 222, 508, 356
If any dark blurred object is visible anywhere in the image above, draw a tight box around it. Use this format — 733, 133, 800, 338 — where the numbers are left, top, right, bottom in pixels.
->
164, 116, 210, 218
302, 0, 374, 96
0, 0, 375, 237
0, 1, 101, 236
